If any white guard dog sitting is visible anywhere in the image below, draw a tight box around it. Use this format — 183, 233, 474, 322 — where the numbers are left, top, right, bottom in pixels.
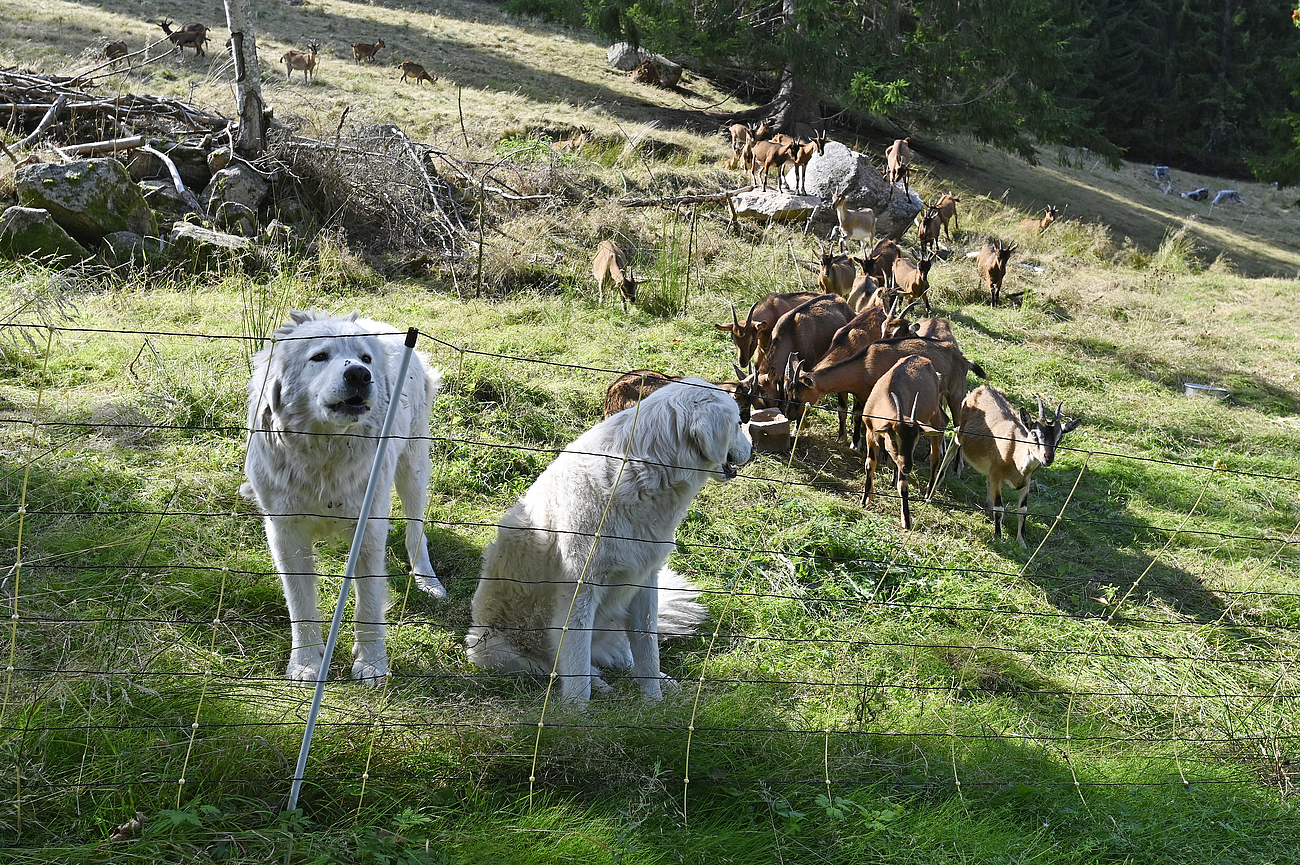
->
466, 378, 752, 705
242, 309, 446, 685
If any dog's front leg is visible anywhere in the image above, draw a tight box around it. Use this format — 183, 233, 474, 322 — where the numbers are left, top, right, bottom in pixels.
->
555, 588, 596, 705
395, 441, 446, 599
351, 518, 392, 685
266, 517, 325, 683
627, 585, 665, 701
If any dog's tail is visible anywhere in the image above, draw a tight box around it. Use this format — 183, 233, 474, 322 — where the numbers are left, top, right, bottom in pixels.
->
657, 567, 708, 640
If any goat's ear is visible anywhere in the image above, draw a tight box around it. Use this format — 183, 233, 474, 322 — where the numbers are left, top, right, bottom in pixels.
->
1019, 407, 1033, 426
1062, 417, 1082, 434
755, 320, 772, 335
713, 322, 734, 333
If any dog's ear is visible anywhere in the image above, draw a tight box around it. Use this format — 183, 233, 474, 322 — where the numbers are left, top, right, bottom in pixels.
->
256, 377, 283, 431
680, 385, 735, 469
269, 378, 283, 415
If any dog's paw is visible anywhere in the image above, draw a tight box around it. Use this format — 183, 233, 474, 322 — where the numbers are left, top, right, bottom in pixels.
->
413, 573, 448, 599
637, 672, 678, 702
286, 647, 327, 684
659, 672, 682, 695
351, 655, 390, 686
590, 674, 614, 694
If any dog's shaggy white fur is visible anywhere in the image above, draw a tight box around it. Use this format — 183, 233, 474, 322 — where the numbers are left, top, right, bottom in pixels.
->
466, 379, 752, 705
242, 310, 445, 685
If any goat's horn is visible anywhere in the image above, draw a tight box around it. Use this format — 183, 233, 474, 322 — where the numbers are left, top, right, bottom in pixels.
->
1037, 395, 1046, 422
745, 299, 760, 325
1054, 401, 1064, 425
731, 302, 740, 329
898, 301, 920, 318
910, 393, 920, 424
891, 392, 904, 424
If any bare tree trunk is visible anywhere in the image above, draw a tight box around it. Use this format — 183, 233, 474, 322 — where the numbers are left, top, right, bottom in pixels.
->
767, 0, 815, 133
224, 0, 266, 156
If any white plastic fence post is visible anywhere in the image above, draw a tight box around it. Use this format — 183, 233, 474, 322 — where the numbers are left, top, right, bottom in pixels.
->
286, 326, 419, 813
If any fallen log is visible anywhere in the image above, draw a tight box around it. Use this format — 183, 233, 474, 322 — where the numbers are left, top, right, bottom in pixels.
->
616, 186, 755, 207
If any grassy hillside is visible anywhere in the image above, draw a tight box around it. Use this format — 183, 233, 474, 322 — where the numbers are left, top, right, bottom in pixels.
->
2, 1, 1299, 863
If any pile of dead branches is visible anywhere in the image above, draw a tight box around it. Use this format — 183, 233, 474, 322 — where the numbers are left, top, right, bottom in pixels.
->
1, 67, 229, 150
263, 122, 473, 261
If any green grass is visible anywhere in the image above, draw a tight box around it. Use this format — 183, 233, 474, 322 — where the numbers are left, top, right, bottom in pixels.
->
3, 0, 1300, 861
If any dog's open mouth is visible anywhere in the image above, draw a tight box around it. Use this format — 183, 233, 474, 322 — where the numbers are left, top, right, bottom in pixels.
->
722, 460, 740, 479
328, 394, 371, 416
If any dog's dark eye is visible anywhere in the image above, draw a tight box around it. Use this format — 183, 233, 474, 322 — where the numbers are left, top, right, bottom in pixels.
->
310, 352, 329, 362
360, 354, 372, 364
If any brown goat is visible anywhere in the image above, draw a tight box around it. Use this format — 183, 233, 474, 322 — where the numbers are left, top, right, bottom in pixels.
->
783, 301, 916, 446
352, 38, 385, 63
744, 138, 798, 192
603, 369, 755, 423
1019, 205, 1060, 234
817, 248, 856, 298
713, 291, 822, 368
725, 121, 768, 155
756, 294, 855, 435
976, 238, 1017, 307
934, 193, 960, 240
884, 137, 913, 203
552, 129, 591, 153
916, 206, 942, 256
892, 255, 936, 313
281, 42, 320, 83
911, 316, 958, 345
869, 238, 902, 280
785, 334, 984, 453
104, 39, 128, 66
399, 60, 436, 85
936, 388, 1080, 546
831, 192, 876, 254
631, 59, 661, 86
159, 20, 209, 57
845, 255, 886, 311
757, 294, 856, 399
591, 240, 637, 310
788, 131, 828, 195
860, 355, 947, 529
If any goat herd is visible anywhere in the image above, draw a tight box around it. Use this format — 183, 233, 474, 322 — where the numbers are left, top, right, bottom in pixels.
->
101, 22, 437, 88
598, 126, 1079, 544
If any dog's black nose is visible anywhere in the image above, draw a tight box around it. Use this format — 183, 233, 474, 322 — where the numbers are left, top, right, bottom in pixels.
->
343, 364, 372, 386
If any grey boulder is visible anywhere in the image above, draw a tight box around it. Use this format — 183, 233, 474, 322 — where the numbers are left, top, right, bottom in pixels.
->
15, 158, 157, 246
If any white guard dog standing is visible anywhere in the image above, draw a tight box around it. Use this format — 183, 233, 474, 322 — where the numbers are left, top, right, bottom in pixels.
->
466, 379, 752, 706
242, 309, 446, 685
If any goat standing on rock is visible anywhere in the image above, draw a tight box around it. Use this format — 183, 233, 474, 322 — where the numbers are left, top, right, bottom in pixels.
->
884, 137, 912, 204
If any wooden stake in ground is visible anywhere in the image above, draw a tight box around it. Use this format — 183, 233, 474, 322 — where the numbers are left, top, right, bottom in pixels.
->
224, 0, 266, 156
